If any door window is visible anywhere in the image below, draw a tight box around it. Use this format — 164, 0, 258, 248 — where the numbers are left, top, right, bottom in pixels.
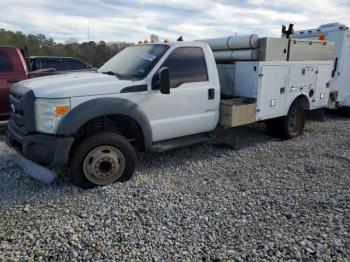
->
161, 47, 208, 88
39, 59, 66, 71
0, 51, 14, 72
68, 60, 89, 70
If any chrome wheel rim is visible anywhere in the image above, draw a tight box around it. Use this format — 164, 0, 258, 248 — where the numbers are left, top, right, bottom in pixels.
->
83, 145, 126, 185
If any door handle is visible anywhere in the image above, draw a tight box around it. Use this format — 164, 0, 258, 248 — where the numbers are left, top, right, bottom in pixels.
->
208, 88, 215, 100
7, 79, 20, 83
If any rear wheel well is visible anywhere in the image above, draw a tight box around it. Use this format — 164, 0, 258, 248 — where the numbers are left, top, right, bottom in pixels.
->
265, 95, 309, 139
292, 95, 310, 111
70, 115, 145, 156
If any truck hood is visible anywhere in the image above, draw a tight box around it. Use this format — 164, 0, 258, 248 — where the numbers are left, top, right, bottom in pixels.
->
19, 72, 134, 98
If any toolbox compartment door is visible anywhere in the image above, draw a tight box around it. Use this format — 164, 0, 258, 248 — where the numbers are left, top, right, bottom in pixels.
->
257, 65, 288, 120
314, 64, 332, 109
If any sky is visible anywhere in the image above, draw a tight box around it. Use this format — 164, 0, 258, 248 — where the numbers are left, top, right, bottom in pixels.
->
1, 0, 350, 43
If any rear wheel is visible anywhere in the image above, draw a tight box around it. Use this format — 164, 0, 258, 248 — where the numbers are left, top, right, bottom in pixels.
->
265, 118, 281, 136
280, 102, 306, 139
70, 132, 136, 188
342, 107, 350, 117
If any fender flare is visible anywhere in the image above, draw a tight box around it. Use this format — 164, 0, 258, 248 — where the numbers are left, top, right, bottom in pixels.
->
55, 97, 153, 150
288, 94, 311, 112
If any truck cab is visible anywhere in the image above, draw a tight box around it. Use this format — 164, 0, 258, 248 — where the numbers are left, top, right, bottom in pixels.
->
6, 42, 221, 187
0, 47, 28, 121
5, 40, 333, 188
0, 46, 96, 121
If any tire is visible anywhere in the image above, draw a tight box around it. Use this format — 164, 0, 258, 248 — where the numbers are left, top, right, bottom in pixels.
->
70, 132, 136, 188
280, 101, 306, 139
265, 118, 281, 137
342, 107, 350, 117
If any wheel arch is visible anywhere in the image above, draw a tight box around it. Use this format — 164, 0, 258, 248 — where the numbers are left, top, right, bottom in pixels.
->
288, 94, 311, 112
56, 97, 153, 150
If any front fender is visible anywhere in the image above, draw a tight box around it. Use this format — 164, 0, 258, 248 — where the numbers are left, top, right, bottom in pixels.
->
55, 97, 153, 150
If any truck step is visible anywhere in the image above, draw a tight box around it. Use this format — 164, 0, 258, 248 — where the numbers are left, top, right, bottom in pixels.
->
149, 133, 215, 153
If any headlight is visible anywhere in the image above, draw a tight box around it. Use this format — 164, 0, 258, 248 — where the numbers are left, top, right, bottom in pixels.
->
35, 98, 71, 134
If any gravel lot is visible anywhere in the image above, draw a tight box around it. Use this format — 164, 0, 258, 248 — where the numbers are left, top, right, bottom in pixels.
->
0, 115, 349, 261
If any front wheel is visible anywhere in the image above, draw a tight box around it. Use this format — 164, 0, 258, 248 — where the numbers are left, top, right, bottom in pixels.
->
70, 132, 136, 188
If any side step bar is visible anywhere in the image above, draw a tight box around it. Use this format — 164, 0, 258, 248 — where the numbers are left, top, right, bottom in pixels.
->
149, 132, 215, 153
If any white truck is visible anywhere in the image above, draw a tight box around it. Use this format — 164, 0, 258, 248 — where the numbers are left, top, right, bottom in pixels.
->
5, 39, 333, 188
292, 23, 350, 111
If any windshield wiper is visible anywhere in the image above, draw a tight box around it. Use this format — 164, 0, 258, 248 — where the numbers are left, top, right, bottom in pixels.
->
101, 71, 123, 78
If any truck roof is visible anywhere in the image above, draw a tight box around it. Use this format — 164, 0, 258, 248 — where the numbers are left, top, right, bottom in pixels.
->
0, 46, 21, 50
294, 22, 349, 36
136, 41, 210, 49
30, 56, 84, 60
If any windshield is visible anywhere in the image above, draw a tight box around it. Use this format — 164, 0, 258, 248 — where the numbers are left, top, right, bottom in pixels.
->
98, 44, 169, 79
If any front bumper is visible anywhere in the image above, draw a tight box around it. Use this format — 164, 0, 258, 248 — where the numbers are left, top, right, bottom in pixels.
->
6, 122, 74, 166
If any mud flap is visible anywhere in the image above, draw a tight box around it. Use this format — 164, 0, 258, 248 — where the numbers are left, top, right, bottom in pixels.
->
307, 108, 326, 122
16, 153, 57, 184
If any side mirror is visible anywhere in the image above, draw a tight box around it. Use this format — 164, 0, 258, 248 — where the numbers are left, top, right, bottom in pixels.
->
158, 67, 170, 94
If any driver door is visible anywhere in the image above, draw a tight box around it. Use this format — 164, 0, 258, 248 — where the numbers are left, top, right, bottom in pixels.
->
146, 46, 219, 142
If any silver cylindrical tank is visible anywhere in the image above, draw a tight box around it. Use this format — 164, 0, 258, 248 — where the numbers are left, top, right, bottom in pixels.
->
201, 34, 259, 50
228, 34, 259, 50
214, 49, 258, 61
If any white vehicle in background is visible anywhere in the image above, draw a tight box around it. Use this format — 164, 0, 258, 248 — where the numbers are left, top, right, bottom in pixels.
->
5, 34, 333, 188
292, 23, 350, 112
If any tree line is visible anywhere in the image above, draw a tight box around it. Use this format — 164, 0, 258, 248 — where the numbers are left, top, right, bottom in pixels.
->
0, 28, 130, 67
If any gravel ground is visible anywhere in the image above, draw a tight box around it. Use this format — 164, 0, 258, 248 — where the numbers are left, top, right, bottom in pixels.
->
0, 114, 349, 261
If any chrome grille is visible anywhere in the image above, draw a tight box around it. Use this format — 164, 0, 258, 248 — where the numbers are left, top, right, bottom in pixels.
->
8, 83, 36, 134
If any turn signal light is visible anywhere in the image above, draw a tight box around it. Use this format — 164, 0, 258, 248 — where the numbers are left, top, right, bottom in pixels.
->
55, 105, 70, 117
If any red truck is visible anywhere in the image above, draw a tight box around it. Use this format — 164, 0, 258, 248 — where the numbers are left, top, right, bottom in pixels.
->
0, 46, 94, 121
